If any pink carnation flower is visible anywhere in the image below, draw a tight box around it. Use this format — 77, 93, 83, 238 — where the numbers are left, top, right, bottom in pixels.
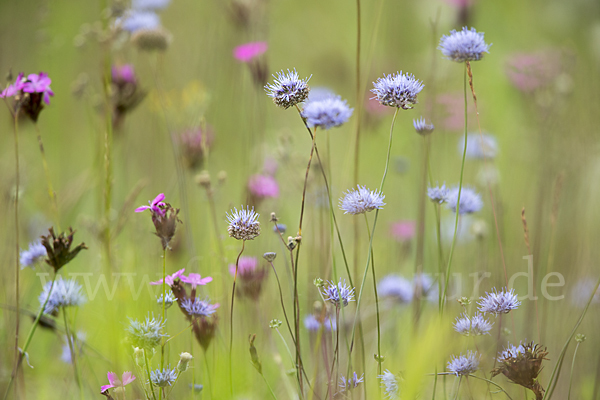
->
180, 272, 213, 289
229, 256, 258, 276
135, 193, 167, 216
233, 41, 268, 63
150, 268, 185, 286
101, 371, 136, 392
390, 220, 416, 242
248, 174, 279, 198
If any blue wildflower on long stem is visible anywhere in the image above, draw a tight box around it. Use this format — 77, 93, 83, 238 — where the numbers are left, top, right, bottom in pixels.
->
301, 96, 353, 129
439, 27, 491, 63
264, 69, 310, 109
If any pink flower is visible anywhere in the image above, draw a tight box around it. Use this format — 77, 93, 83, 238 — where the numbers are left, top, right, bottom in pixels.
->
112, 64, 137, 84
135, 193, 166, 216
390, 220, 416, 242
0, 73, 26, 99
248, 174, 279, 198
505, 51, 563, 93
229, 256, 258, 276
22, 72, 54, 105
150, 268, 185, 286
180, 273, 213, 289
233, 41, 268, 63
100, 371, 136, 392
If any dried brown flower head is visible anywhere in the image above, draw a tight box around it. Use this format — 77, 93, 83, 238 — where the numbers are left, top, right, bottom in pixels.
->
492, 341, 548, 400
40, 227, 87, 272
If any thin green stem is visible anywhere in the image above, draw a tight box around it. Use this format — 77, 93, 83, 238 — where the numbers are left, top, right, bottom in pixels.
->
34, 124, 60, 231
229, 240, 246, 395
440, 63, 468, 315
269, 261, 295, 343
567, 340, 582, 400
63, 309, 84, 400
160, 249, 166, 400
363, 214, 382, 376
12, 109, 20, 400
144, 349, 158, 400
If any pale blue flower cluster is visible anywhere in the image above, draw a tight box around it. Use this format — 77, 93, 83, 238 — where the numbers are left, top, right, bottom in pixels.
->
127, 315, 166, 350
427, 184, 449, 204
265, 69, 311, 109
181, 298, 218, 317
439, 27, 491, 62
446, 186, 483, 214
378, 275, 413, 303
413, 117, 434, 135
157, 291, 176, 309
378, 370, 400, 399
322, 279, 355, 308
20, 240, 47, 269
301, 96, 353, 129
478, 287, 521, 315
453, 313, 493, 336
447, 351, 480, 376
339, 372, 364, 391
497, 342, 526, 362
459, 133, 498, 159
339, 185, 386, 215
150, 366, 178, 387
371, 72, 424, 109
226, 206, 260, 241
303, 314, 337, 331
39, 277, 86, 315
117, 0, 171, 33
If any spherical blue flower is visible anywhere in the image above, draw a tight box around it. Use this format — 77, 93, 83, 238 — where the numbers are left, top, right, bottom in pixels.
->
226, 206, 260, 241
181, 298, 218, 317
339, 372, 364, 391
301, 96, 353, 129
117, 10, 161, 32
127, 314, 166, 350
439, 27, 491, 63
459, 133, 498, 159
453, 313, 493, 336
371, 72, 424, 109
272, 223, 286, 234
378, 275, 413, 303
156, 291, 176, 309
497, 343, 526, 363
339, 185, 385, 215
413, 117, 434, 135
265, 69, 311, 109
20, 240, 47, 269
322, 279, 355, 308
447, 351, 480, 376
150, 366, 177, 387
307, 87, 336, 103
132, 0, 171, 11
303, 314, 337, 331
378, 370, 400, 399
446, 186, 483, 214
478, 287, 521, 315
427, 184, 449, 204
39, 277, 86, 315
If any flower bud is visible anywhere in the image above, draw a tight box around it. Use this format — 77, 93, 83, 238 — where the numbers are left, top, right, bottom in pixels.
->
177, 352, 193, 372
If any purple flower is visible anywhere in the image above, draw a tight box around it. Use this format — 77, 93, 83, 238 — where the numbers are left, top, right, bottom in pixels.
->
459, 133, 498, 159
446, 186, 483, 214
301, 96, 353, 129
265, 69, 311, 109
180, 273, 213, 289
427, 184, 449, 204
234, 42, 268, 62
226, 206, 260, 241
339, 185, 385, 215
150, 269, 185, 286
413, 117, 434, 135
439, 27, 491, 63
378, 275, 413, 303
248, 174, 279, 198
118, 10, 161, 32
180, 298, 219, 317
371, 72, 424, 109
112, 64, 137, 84
447, 351, 480, 376
22, 72, 54, 105
229, 256, 258, 276
135, 193, 167, 216
478, 287, 521, 315
101, 371, 136, 392
0, 73, 26, 98
453, 313, 493, 336
19, 240, 47, 269
390, 220, 416, 242
339, 372, 364, 391
322, 279, 355, 308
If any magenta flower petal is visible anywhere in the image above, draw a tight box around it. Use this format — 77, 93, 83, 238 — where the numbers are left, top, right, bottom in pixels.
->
180, 272, 213, 288
121, 371, 136, 386
135, 205, 151, 212
233, 41, 268, 62
152, 193, 165, 205
107, 371, 120, 385
150, 268, 185, 286
100, 384, 115, 392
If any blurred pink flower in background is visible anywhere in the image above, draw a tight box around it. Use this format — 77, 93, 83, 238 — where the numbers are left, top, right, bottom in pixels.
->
229, 256, 258, 276
437, 92, 475, 131
248, 174, 279, 198
505, 50, 564, 93
234, 41, 268, 62
390, 220, 416, 242
101, 371, 136, 392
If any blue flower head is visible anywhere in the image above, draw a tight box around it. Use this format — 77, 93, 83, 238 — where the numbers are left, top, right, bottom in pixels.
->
413, 117, 434, 135
378, 275, 413, 303
226, 206, 260, 241
378, 370, 400, 399
117, 10, 161, 32
150, 366, 177, 387
439, 27, 491, 63
339, 185, 386, 215
127, 314, 166, 350
181, 298, 218, 317
447, 351, 480, 376
20, 240, 47, 269
446, 186, 483, 214
132, 0, 171, 11
339, 372, 364, 391
453, 313, 493, 336
427, 184, 449, 204
459, 133, 498, 159
322, 279, 355, 308
497, 342, 526, 363
265, 69, 311, 109
478, 287, 521, 315
371, 72, 424, 109
301, 96, 353, 129
39, 277, 86, 315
